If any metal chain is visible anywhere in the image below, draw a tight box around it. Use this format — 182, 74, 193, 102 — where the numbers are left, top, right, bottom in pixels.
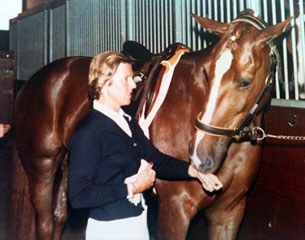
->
253, 127, 305, 141
265, 134, 305, 141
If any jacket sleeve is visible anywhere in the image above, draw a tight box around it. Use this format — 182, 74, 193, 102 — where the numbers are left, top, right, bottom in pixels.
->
132, 120, 193, 180
68, 128, 128, 209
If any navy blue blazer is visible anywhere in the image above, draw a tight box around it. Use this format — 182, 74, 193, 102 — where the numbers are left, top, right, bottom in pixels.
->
68, 109, 192, 221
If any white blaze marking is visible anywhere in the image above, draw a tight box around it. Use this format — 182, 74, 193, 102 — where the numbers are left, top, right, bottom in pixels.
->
190, 49, 233, 166
202, 49, 233, 124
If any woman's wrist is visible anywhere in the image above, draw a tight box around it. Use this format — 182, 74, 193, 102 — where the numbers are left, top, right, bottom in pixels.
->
130, 182, 138, 194
126, 183, 135, 197
127, 182, 139, 196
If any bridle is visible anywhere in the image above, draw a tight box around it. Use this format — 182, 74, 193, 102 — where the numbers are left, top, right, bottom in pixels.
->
195, 13, 279, 142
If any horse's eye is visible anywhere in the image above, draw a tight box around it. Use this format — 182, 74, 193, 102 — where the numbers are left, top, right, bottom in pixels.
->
237, 79, 251, 89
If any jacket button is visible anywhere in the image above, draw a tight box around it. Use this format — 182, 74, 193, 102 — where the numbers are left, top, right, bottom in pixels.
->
133, 142, 137, 147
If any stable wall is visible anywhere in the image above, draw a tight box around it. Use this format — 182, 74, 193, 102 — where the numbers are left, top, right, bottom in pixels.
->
239, 104, 305, 240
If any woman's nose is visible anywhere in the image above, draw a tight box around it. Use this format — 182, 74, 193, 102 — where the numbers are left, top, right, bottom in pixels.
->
129, 78, 137, 89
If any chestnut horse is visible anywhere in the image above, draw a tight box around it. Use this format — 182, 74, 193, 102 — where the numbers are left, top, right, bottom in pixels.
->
13, 10, 290, 240
148, 11, 291, 239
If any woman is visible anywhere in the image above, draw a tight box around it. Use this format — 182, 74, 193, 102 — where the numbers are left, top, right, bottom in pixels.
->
68, 51, 222, 240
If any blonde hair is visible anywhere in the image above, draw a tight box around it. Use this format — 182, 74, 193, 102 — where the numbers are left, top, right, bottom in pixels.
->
88, 51, 132, 100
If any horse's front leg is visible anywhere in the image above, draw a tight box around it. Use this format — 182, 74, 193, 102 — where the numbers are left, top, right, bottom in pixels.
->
156, 180, 202, 240
205, 196, 247, 240
53, 153, 69, 240
26, 156, 59, 240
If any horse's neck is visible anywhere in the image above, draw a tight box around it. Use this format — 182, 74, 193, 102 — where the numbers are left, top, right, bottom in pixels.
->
136, 48, 191, 136
148, 46, 230, 160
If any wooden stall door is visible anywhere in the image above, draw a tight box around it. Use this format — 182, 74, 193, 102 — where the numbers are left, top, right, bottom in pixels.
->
239, 105, 305, 240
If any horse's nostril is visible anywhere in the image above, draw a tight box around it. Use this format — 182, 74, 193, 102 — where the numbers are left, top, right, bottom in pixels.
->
199, 158, 213, 172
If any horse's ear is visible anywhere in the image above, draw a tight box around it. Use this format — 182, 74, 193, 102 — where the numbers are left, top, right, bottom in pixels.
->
192, 14, 230, 36
255, 17, 292, 47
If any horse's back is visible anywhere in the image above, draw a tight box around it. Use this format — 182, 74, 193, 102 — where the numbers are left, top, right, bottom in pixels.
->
15, 56, 92, 154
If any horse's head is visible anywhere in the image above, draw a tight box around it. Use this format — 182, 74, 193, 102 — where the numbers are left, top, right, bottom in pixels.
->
189, 10, 291, 173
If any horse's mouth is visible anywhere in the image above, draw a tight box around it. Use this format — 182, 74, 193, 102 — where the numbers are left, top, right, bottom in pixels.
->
190, 159, 214, 174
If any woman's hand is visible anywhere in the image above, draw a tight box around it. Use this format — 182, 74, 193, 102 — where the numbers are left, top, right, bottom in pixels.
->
188, 165, 223, 192
132, 162, 156, 194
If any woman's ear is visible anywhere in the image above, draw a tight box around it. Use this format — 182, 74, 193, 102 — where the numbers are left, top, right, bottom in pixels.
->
101, 80, 110, 90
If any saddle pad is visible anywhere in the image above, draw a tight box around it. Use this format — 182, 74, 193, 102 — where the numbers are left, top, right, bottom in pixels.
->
138, 46, 190, 138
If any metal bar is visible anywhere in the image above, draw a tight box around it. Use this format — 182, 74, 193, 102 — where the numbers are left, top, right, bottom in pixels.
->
297, 0, 305, 98
168, 0, 173, 44
208, 0, 212, 19
280, 0, 290, 99
155, 0, 159, 52
66, 0, 70, 56
289, 0, 300, 100
214, 0, 218, 21
227, 0, 232, 22
262, 0, 268, 22
160, 0, 165, 49
239, 0, 244, 12
232, 0, 237, 19
201, 0, 206, 49
270, 0, 281, 98
220, 0, 224, 22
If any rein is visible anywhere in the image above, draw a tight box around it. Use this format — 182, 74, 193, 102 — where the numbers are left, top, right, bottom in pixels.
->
195, 14, 278, 142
